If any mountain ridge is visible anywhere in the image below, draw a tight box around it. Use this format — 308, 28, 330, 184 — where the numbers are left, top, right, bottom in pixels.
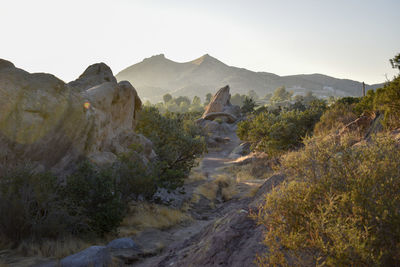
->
116, 54, 384, 103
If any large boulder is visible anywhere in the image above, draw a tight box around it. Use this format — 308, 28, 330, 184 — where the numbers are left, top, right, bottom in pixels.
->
202, 85, 240, 123
60, 246, 111, 267
0, 59, 153, 173
68, 62, 117, 91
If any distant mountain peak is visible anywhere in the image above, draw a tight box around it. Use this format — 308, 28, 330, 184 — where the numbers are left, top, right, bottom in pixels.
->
142, 54, 166, 62
116, 54, 382, 103
190, 54, 220, 65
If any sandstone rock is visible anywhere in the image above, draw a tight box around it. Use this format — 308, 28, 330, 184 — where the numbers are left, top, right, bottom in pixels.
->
60, 246, 111, 267
0, 59, 153, 173
68, 63, 117, 91
202, 85, 240, 123
149, 174, 286, 267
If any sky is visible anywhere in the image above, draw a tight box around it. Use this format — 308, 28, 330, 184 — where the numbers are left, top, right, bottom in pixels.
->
1, 0, 399, 84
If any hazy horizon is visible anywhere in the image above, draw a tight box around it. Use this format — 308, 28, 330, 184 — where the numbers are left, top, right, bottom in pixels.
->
1, 0, 399, 84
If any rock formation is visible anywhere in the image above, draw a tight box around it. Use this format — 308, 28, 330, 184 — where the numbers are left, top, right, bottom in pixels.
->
202, 85, 240, 122
0, 59, 153, 173
197, 85, 240, 146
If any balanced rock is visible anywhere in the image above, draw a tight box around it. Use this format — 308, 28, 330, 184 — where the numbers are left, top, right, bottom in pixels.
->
202, 85, 240, 123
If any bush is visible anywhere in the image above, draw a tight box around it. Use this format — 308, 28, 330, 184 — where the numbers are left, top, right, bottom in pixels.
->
136, 106, 206, 189
241, 96, 257, 114
63, 161, 125, 235
374, 75, 400, 129
314, 102, 358, 136
0, 164, 71, 243
254, 134, 400, 266
113, 151, 157, 201
237, 100, 326, 154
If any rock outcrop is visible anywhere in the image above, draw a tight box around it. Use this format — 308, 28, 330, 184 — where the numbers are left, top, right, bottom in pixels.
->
150, 174, 286, 267
197, 85, 241, 146
202, 85, 240, 122
60, 246, 111, 267
0, 59, 152, 173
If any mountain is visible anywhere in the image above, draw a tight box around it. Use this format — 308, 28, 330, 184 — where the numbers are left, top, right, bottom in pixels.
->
116, 54, 384, 103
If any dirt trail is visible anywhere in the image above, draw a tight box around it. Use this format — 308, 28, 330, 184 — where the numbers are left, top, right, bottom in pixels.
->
132, 125, 261, 267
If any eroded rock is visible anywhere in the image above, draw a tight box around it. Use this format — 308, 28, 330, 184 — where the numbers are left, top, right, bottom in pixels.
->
202, 85, 240, 123
60, 246, 111, 267
0, 59, 153, 173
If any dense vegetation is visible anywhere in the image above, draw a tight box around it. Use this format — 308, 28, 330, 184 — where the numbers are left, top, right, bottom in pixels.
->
136, 106, 206, 189
254, 133, 400, 266
237, 95, 326, 154
252, 57, 400, 266
0, 105, 206, 246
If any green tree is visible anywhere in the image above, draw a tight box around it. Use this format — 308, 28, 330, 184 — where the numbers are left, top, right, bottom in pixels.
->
136, 107, 206, 189
241, 96, 256, 114
192, 96, 201, 106
248, 90, 259, 100
390, 53, 400, 71
231, 93, 246, 107
175, 96, 191, 106
204, 93, 213, 105
163, 93, 172, 104
270, 86, 293, 103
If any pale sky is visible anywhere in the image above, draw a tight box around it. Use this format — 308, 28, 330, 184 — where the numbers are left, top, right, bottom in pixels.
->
1, 0, 399, 84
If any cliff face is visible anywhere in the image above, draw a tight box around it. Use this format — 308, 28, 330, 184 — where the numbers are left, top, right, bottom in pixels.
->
0, 59, 153, 173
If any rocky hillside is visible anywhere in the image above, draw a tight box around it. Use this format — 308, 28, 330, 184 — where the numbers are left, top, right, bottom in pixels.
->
0, 59, 154, 174
116, 54, 383, 103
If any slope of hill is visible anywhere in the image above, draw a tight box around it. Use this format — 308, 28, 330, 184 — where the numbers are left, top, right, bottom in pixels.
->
116, 54, 383, 103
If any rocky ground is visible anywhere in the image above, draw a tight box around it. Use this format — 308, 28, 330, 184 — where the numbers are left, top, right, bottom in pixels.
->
127, 122, 283, 267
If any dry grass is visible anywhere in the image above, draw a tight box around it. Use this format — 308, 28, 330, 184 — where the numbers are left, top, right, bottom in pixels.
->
226, 157, 276, 182
242, 184, 261, 198
119, 202, 192, 236
215, 175, 237, 201
195, 181, 219, 201
194, 174, 238, 202
15, 237, 92, 259
187, 170, 207, 183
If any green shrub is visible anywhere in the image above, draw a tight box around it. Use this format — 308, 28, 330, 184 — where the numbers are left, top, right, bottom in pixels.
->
314, 102, 358, 136
241, 96, 257, 114
374, 75, 400, 129
63, 161, 125, 235
237, 100, 326, 154
113, 151, 157, 201
254, 134, 400, 266
0, 165, 70, 242
136, 106, 206, 189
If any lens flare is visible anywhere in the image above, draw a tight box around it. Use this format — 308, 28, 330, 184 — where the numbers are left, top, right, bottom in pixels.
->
84, 102, 91, 109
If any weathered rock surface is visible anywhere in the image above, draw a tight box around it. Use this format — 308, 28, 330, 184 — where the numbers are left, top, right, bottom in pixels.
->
202, 85, 240, 122
0, 59, 152, 173
68, 62, 117, 91
147, 174, 285, 267
107, 237, 138, 249
60, 246, 111, 267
